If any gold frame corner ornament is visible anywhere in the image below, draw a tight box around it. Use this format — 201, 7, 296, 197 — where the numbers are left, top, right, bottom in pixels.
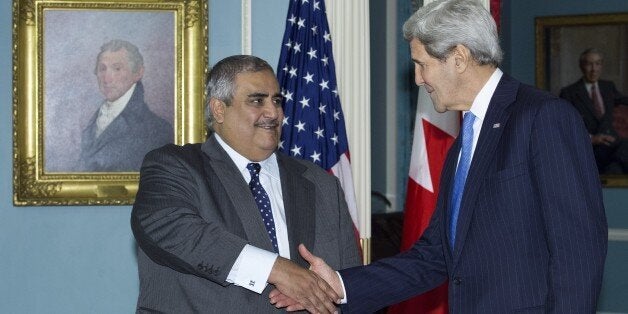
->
12, 0, 208, 206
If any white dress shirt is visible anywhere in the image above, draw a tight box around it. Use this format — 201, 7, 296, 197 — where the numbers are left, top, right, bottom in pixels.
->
95, 83, 136, 138
215, 134, 289, 294
459, 68, 503, 164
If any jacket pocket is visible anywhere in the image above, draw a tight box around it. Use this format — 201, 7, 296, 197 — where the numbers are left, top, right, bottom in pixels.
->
492, 162, 528, 182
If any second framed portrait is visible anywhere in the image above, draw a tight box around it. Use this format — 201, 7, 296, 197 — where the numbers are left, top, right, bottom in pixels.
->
13, 0, 208, 205
536, 13, 628, 187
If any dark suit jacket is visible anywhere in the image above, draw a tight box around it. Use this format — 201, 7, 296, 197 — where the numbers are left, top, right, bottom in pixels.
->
80, 81, 172, 172
340, 74, 608, 313
559, 79, 628, 136
131, 135, 361, 313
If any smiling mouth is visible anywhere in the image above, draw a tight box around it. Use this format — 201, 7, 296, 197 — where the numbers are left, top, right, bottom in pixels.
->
255, 122, 279, 130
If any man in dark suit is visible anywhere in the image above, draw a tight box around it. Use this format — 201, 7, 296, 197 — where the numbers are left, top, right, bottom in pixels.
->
271, 0, 607, 313
80, 39, 172, 172
131, 55, 361, 313
560, 48, 628, 174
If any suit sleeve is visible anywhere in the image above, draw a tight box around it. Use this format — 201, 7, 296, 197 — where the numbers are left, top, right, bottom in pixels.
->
529, 99, 608, 312
332, 176, 363, 268
131, 147, 248, 286
339, 202, 448, 313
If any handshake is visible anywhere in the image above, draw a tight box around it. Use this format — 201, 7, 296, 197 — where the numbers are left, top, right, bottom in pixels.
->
267, 244, 344, 314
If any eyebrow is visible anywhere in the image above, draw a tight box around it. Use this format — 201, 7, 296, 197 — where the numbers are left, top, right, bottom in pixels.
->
247, 92, 269, 98
247, 92, 283, 98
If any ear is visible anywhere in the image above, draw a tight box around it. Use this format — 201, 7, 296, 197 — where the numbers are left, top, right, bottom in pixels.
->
210, 98, 226, 124
452, 44, 471, 73
133, 65, 145, 82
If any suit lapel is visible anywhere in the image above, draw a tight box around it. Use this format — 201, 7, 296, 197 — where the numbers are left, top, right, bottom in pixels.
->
81, 111, 100, 153
451, 75, 518, 267
598, 81, 615, 114
82, 107, 132, 155
201, 136, 277, 252
441, 137, 461, 264
277, 154, 315, 268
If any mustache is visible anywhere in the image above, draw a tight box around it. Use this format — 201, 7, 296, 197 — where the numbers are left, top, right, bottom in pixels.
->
254, 119, 280, 128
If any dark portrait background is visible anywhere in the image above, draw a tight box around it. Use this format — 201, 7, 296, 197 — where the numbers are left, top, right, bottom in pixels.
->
546, 23, 628, 138
43, 11, 175, 172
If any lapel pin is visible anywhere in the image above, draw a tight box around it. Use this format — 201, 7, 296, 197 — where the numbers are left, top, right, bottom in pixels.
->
493, 123, 500, 128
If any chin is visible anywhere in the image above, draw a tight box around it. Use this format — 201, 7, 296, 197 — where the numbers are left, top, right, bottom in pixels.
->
258, 140, 279, 152
432, 104, 447, 113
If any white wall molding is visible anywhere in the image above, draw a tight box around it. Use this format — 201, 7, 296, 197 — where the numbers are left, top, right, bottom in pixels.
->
385, 0, 398, 213
327, 0, 372, 239
609, 228, 628, 242
241, 0, 251, 54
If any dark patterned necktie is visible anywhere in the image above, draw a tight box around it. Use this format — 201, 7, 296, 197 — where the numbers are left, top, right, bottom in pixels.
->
246, 163, 279, 253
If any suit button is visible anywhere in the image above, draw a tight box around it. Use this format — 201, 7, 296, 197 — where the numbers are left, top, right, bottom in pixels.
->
453, 277, 462, 285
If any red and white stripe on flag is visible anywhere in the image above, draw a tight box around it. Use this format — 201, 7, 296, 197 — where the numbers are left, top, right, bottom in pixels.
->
330, 152, 359, 237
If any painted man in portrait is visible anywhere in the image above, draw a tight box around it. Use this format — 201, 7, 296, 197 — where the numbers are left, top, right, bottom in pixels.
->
79, 39, 172, 172
560, 48, 628, 174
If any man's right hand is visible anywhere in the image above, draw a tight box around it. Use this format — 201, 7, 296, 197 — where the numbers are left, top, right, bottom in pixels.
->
267, 253, 339, 314
592, 133, 616, 146
269, 244, 343, 312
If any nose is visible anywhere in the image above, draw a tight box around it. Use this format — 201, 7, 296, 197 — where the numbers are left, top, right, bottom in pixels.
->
263, 101, 280, 119
99, 69, 113, 83
414, 66, 425, 86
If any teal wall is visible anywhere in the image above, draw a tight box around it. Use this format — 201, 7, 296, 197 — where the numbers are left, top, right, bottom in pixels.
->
0, 1, 287, 312
1, 0, 626, 312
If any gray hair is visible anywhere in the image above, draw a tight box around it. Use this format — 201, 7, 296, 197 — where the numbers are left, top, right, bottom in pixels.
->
402, 0, 502, 66
94, 39, 144, 74
579, 48, 603, 66
204, 55, 275, 132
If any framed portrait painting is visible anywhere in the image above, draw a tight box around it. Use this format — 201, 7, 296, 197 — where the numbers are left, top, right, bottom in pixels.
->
13, 0, 208, 205
536, 13, 628, 187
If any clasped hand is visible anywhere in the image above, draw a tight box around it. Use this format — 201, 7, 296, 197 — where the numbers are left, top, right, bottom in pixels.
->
592, 133, 616, 146
269, 244, 341, 313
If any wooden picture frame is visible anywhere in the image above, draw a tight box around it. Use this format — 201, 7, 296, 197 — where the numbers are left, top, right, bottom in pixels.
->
536, 13, 628, 187
13, 0, 208, 205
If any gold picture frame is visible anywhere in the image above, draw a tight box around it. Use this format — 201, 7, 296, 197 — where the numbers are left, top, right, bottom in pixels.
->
536, 13, 628, 187
13, 0, 208, 205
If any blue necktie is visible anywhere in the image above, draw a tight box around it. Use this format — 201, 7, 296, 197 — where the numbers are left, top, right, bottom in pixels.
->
449, 112, 476, 249
247, 163, 279, 253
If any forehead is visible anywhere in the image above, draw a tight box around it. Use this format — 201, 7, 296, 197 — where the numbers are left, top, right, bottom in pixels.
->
233, 70, 279, 94
409, 39, 432, 61
583, 53, 602, 63
99, 49, 130, 64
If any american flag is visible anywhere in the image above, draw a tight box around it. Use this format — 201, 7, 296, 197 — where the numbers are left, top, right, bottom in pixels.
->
276, 0, 359, 233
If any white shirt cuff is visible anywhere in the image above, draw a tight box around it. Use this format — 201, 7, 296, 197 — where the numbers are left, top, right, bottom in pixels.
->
337, 271, 348, 304
226, 244, 278, 294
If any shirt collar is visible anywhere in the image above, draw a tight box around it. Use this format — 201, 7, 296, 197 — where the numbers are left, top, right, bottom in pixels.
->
214, 133, 279, 180
466, 68, 503, 121
584, 81, 597, 93
101, 83, 136, 115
